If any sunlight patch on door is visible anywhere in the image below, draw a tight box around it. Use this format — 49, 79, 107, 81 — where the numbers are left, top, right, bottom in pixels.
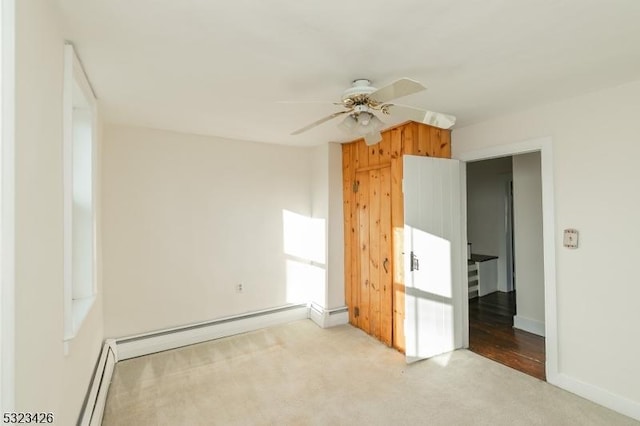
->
405, 224, 455, 363
406, 225, 452, 298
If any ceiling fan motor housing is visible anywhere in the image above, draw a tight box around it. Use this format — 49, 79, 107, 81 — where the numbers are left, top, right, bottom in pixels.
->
341, 79, 377, 101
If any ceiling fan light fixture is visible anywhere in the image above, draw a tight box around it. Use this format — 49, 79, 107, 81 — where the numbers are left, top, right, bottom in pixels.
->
370, 114, 384, 131
338, 114, 358, 133
357, 112, 371, 126
339, 112, 385, 138
356, 113, 383, 135
364, 131, 382, 146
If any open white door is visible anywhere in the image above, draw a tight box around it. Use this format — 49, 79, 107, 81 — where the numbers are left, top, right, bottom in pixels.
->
404, 155, 465, 363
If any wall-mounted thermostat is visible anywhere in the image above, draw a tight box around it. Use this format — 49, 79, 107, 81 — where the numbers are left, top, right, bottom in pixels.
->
563, 229, 579, 248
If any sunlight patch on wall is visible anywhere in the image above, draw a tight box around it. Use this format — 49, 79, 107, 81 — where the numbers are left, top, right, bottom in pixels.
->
285, 260, 325, 305
282, 210, 326, 305
282, 210, 325, 264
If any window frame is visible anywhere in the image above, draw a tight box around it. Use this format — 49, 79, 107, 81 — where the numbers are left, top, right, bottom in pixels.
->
1, 0, 16, 412
63, 43, 98, 343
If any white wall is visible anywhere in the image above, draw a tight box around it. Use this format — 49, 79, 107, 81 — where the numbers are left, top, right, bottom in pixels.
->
512, 152, 545, 334
452, 79, 640, 412
466, 157, 512, 291
310, 143, 345, 310
14, 1, 104, 423
310, 144, 329, 307
326, 143, 345, 309
102, 125, 313, 337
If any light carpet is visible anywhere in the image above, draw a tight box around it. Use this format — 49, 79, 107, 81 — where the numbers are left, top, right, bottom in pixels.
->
102, 319, 637, 425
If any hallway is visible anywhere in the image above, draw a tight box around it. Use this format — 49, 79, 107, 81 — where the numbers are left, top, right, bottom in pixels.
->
469, 292, 546, 381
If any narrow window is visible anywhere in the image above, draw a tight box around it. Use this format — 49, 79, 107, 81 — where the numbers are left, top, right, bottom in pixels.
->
63, 43, 97, 342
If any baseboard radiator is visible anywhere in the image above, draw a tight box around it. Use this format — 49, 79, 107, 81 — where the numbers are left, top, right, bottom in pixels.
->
78, 303, 335, 424
309, 302, 349, 328
78, 340, 117, 426
115, 303, 309, 360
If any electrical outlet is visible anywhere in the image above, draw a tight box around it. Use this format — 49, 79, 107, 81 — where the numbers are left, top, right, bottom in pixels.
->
236, 283, 244, 293
563, 229, 579, 248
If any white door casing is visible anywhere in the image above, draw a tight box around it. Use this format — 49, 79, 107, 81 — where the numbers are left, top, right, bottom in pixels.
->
456, 137, 557, 382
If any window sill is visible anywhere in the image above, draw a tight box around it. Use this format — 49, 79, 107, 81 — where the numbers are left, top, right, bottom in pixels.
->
64, 295, 96, 342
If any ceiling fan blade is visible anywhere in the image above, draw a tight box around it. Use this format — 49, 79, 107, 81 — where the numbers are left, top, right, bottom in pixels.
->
369, 78, 426, 103
364, 131, 382, 146
277, 101, 340, 105
291, 110, 351, 135
389, 104, 456, 129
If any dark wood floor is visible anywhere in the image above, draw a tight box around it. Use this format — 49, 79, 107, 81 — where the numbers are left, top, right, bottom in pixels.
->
469, 291, 546, 381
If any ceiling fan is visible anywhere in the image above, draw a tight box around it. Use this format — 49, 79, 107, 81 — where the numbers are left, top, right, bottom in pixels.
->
290, 78, 456, 146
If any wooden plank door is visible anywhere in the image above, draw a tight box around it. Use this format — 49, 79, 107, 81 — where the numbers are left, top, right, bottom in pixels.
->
403, 155, 465, 363
355, 166, 393, 346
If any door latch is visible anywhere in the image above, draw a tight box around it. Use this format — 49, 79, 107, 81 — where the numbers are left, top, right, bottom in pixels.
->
410, 251, 419, 272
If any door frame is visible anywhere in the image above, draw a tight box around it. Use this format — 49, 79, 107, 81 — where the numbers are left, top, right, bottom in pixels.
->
498, 173, 515, 293
1, 0, 16, 412
456, 136, 558, 383
504, 176, 515, 292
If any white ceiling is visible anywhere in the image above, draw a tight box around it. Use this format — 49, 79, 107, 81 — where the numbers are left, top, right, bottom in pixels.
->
57, 0, 640, 146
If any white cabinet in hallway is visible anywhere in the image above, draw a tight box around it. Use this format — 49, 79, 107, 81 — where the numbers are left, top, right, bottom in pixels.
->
468, 254, 498, 298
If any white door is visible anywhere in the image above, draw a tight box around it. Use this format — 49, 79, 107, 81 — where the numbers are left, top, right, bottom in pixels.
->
404, 155, 465, 363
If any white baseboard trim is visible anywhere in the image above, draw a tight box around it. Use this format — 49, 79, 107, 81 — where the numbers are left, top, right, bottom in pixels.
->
114, 304, 308, 361
309, 303, 349, 328
513, 315, 545, 337
553, 373, 640, 421
78, 339, 117, 426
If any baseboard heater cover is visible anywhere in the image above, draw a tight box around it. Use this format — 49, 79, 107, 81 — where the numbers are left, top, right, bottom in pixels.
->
309, 302, 349, 328
78, 339, 117, 426
115, 303, 309, 360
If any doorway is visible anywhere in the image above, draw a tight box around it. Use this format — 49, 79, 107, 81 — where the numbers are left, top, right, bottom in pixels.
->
467, 153, 544, 380
458, 138, 557, 382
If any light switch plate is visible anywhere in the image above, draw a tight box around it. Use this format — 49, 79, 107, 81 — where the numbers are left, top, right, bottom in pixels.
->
564, 229, 579, 248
